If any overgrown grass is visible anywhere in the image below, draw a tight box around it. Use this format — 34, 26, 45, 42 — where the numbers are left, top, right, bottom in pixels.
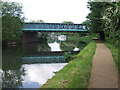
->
105, 43, 119, 73
67, 35, 82, 41
81, 36, 93, 43
67, 34, 98, 44
40, 42, 96, 88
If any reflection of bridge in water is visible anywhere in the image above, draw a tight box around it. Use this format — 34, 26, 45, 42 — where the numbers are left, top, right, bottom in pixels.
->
22, 56, 65, 64
23, 51, 79, 56
22, 51, 79, 64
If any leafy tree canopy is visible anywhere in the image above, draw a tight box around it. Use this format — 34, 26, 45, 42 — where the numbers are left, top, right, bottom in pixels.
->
62, 21, 73, 23
2, 1, 24, 42
30, 20, 45, 23
87, 1, 120, 46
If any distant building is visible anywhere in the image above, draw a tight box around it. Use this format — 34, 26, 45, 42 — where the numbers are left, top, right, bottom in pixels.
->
58, 35, 66, 41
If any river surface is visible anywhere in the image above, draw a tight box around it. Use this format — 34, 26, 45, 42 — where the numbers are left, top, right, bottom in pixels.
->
2, 33, 87, 88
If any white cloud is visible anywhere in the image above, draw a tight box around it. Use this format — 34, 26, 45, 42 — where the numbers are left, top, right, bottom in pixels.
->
22, 63, 67, 84
5, 0, 90, 23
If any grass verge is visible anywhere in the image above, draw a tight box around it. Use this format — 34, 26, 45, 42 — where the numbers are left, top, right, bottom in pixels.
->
105, 43, 119, 73
40, 41, 96, 88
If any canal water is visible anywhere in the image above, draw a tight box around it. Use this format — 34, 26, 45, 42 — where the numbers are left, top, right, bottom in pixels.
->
2, 32, 87, 88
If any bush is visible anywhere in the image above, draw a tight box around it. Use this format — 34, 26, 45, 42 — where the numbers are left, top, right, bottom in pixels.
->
64, 52, 73, 62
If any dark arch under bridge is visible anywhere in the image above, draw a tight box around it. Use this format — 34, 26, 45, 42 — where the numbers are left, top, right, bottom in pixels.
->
23, 23, 89, 43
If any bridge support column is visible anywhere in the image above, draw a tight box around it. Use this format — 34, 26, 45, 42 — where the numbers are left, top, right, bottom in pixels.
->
23, 31, 38, 43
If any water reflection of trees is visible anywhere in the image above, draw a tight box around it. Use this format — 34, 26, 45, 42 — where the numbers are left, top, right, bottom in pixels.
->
2, 68, 25, 88
60, 40, 87, 51
2, 47, 26, 88
37, 42, 51, 52
60, 41, 76, 51
38, 33, 87, 52
2, 47, 22, 70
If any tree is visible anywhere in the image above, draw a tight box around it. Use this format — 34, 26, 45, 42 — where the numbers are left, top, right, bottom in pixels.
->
81, 20, 91, 31
2, 1, 24, 43
87, 1, 120, 45
102, 2, 120, 44
30, 19, 45, 23
87, 2, 104, 33
62, 21, 73, 23
82, 20, 90, 26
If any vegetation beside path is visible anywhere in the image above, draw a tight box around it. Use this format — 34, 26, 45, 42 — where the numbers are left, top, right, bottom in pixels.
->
41, 42, 96, 88
105, 43, 119, 73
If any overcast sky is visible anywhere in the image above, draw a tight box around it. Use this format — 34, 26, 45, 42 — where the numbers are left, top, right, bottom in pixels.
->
7, 0, 90, 23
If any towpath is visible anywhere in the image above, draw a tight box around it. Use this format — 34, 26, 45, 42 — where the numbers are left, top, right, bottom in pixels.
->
88, 42, 118, 88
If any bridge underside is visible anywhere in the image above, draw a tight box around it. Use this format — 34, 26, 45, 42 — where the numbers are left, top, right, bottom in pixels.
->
23, 31, 38, 43
23, 30, 88, 43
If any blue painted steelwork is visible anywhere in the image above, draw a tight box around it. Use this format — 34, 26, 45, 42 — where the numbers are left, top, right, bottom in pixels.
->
23, 23, 88, 32
23, 29, 88, 31
22, 56, 64, 59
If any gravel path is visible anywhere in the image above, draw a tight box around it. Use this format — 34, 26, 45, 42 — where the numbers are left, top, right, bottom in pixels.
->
88, 42, 118, 88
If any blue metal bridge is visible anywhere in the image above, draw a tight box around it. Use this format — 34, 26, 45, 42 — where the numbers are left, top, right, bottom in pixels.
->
23, 23, 88, 32
22, 23, 89, 43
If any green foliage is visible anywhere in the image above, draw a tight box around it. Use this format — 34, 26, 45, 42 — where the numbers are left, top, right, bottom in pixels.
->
2, 1, 24, 42
41, 42, 96, 88
30, 20, 45, 23
2, 15, 23, 41
47, 39, 55, 43
37, 42, 51, 52
60, 41, 76, 51
38, 32, 48, 42
67, 34, 82, 41
87, 2, 104, 32
87, 2, 120, 46
64, 52, 73, 62
81, 36, 92, 43
105, 43, 119, 73
102, 2, 120, 46
82, 20, 91, 29
82, 20, 90, 25
62, 21, 73, 23
2, 2, 23, 18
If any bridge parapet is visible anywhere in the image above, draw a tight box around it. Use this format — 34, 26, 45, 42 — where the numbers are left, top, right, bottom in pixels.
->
23, 23, 88, 32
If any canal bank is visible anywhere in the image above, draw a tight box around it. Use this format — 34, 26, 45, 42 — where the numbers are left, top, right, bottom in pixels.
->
41, 41, 96, 88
